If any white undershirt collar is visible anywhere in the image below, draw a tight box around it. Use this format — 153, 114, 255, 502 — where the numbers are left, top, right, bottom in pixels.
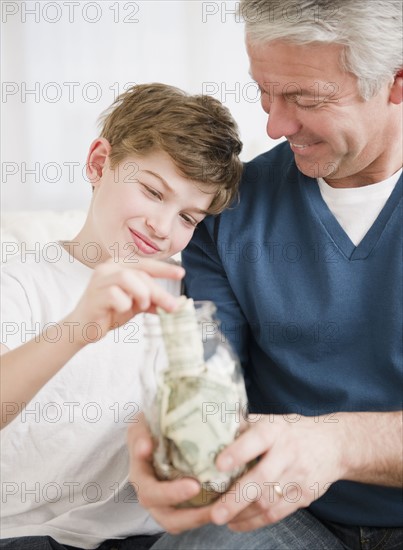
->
317, 169, 402, 246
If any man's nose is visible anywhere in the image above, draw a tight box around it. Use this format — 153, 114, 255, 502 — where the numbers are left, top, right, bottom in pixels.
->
265, 98, 302, 140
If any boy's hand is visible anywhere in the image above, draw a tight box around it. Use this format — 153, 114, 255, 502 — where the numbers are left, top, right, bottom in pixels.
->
65, 258, 184, 346
128, 414, 214, 534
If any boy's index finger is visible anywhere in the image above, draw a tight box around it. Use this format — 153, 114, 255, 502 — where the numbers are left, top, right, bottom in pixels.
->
134, 258, 185, 281
107, 257, 185, 279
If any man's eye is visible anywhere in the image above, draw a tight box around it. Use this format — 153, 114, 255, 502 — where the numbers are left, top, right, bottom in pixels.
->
298, 104, 318, 110
296, 100, 324, 110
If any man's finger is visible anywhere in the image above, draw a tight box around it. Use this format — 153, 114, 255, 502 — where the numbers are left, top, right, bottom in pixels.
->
211, 456, 284, 525
216, 419, 275, 472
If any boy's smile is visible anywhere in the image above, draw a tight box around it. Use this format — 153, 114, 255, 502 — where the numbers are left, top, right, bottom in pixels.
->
128, 228, 162, 255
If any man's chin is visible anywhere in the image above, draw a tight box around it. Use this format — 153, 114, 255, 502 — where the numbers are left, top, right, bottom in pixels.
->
295, 157, 339, 180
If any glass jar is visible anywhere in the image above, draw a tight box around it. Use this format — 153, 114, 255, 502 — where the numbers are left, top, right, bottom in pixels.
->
141, 298, 249, 507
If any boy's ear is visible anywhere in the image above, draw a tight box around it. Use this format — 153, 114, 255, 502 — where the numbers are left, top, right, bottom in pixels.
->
86, 138, 112, 185
389, 69, 403, 105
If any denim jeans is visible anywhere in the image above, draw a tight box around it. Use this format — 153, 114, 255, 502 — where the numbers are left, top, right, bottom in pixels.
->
151, 509, 403, 550
0, 534, 162, 550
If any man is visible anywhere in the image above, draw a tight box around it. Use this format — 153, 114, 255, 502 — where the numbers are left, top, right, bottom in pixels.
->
129, 1, 403, 548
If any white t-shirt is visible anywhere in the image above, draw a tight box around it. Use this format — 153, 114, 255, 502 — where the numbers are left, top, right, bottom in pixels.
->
0, 243, 180, 548
317, 168, 402, 246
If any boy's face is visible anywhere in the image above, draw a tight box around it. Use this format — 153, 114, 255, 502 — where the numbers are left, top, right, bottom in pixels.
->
90, 149, 214, 261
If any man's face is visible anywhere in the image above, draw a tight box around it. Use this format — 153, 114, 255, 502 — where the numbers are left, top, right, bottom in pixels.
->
247, 39, 401, 186
91, 149, 213, 261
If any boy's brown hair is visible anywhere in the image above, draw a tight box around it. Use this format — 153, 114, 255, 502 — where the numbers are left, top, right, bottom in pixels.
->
99, 83, 243, 214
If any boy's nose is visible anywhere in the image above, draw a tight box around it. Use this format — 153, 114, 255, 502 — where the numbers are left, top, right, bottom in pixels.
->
146, 216, 172, 239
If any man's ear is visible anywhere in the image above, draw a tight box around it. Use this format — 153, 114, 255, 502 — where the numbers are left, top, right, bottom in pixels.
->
389, 69, 403, 105
86, 138, 112, 186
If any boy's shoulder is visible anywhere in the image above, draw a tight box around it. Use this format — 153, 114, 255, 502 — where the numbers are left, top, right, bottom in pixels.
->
2, 241, 90, 280
1, 242, 92, 310
1, 243, 92, 350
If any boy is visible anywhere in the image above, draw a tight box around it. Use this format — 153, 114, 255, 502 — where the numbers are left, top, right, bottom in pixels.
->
0, 83, 242, 549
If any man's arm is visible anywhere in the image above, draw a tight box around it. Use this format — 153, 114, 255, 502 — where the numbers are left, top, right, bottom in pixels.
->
339, 410, 402, 486
182, 220, 251, 367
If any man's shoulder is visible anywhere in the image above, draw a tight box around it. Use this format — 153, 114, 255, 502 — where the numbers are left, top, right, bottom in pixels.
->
235, 141, 298, 203
200, 144, 292, 238
201, 142, 299, 238
243, 141, 295, 178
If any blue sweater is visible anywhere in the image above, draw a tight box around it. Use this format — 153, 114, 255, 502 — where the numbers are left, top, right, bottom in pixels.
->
183, 142, 402, 526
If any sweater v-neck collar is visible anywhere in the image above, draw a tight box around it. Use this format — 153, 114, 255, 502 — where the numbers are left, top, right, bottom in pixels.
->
300, 171, 402, 261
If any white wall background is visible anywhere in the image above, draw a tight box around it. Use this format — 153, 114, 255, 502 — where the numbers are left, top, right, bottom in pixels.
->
2, 0, 278, 212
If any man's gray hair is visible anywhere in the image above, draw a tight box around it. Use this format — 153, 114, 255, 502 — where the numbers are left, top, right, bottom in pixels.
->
240, 0, 402, 100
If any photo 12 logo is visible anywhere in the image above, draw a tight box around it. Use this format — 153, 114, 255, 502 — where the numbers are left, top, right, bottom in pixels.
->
1, 400, 141, 425
1, 480, 139, 504
2, 81, 137, 104
2, 2, 140, 24
201, 1, 340, 24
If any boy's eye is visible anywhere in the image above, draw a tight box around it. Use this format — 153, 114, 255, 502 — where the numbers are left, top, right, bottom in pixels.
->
180, 213, 198, 227
142, 184, 162, 200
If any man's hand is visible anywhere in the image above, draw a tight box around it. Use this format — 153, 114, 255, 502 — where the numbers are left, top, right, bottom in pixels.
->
128, 414, 215, 534
203, 413, 345, 531
210, 411, 402, 532
65, 258, 184, 345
